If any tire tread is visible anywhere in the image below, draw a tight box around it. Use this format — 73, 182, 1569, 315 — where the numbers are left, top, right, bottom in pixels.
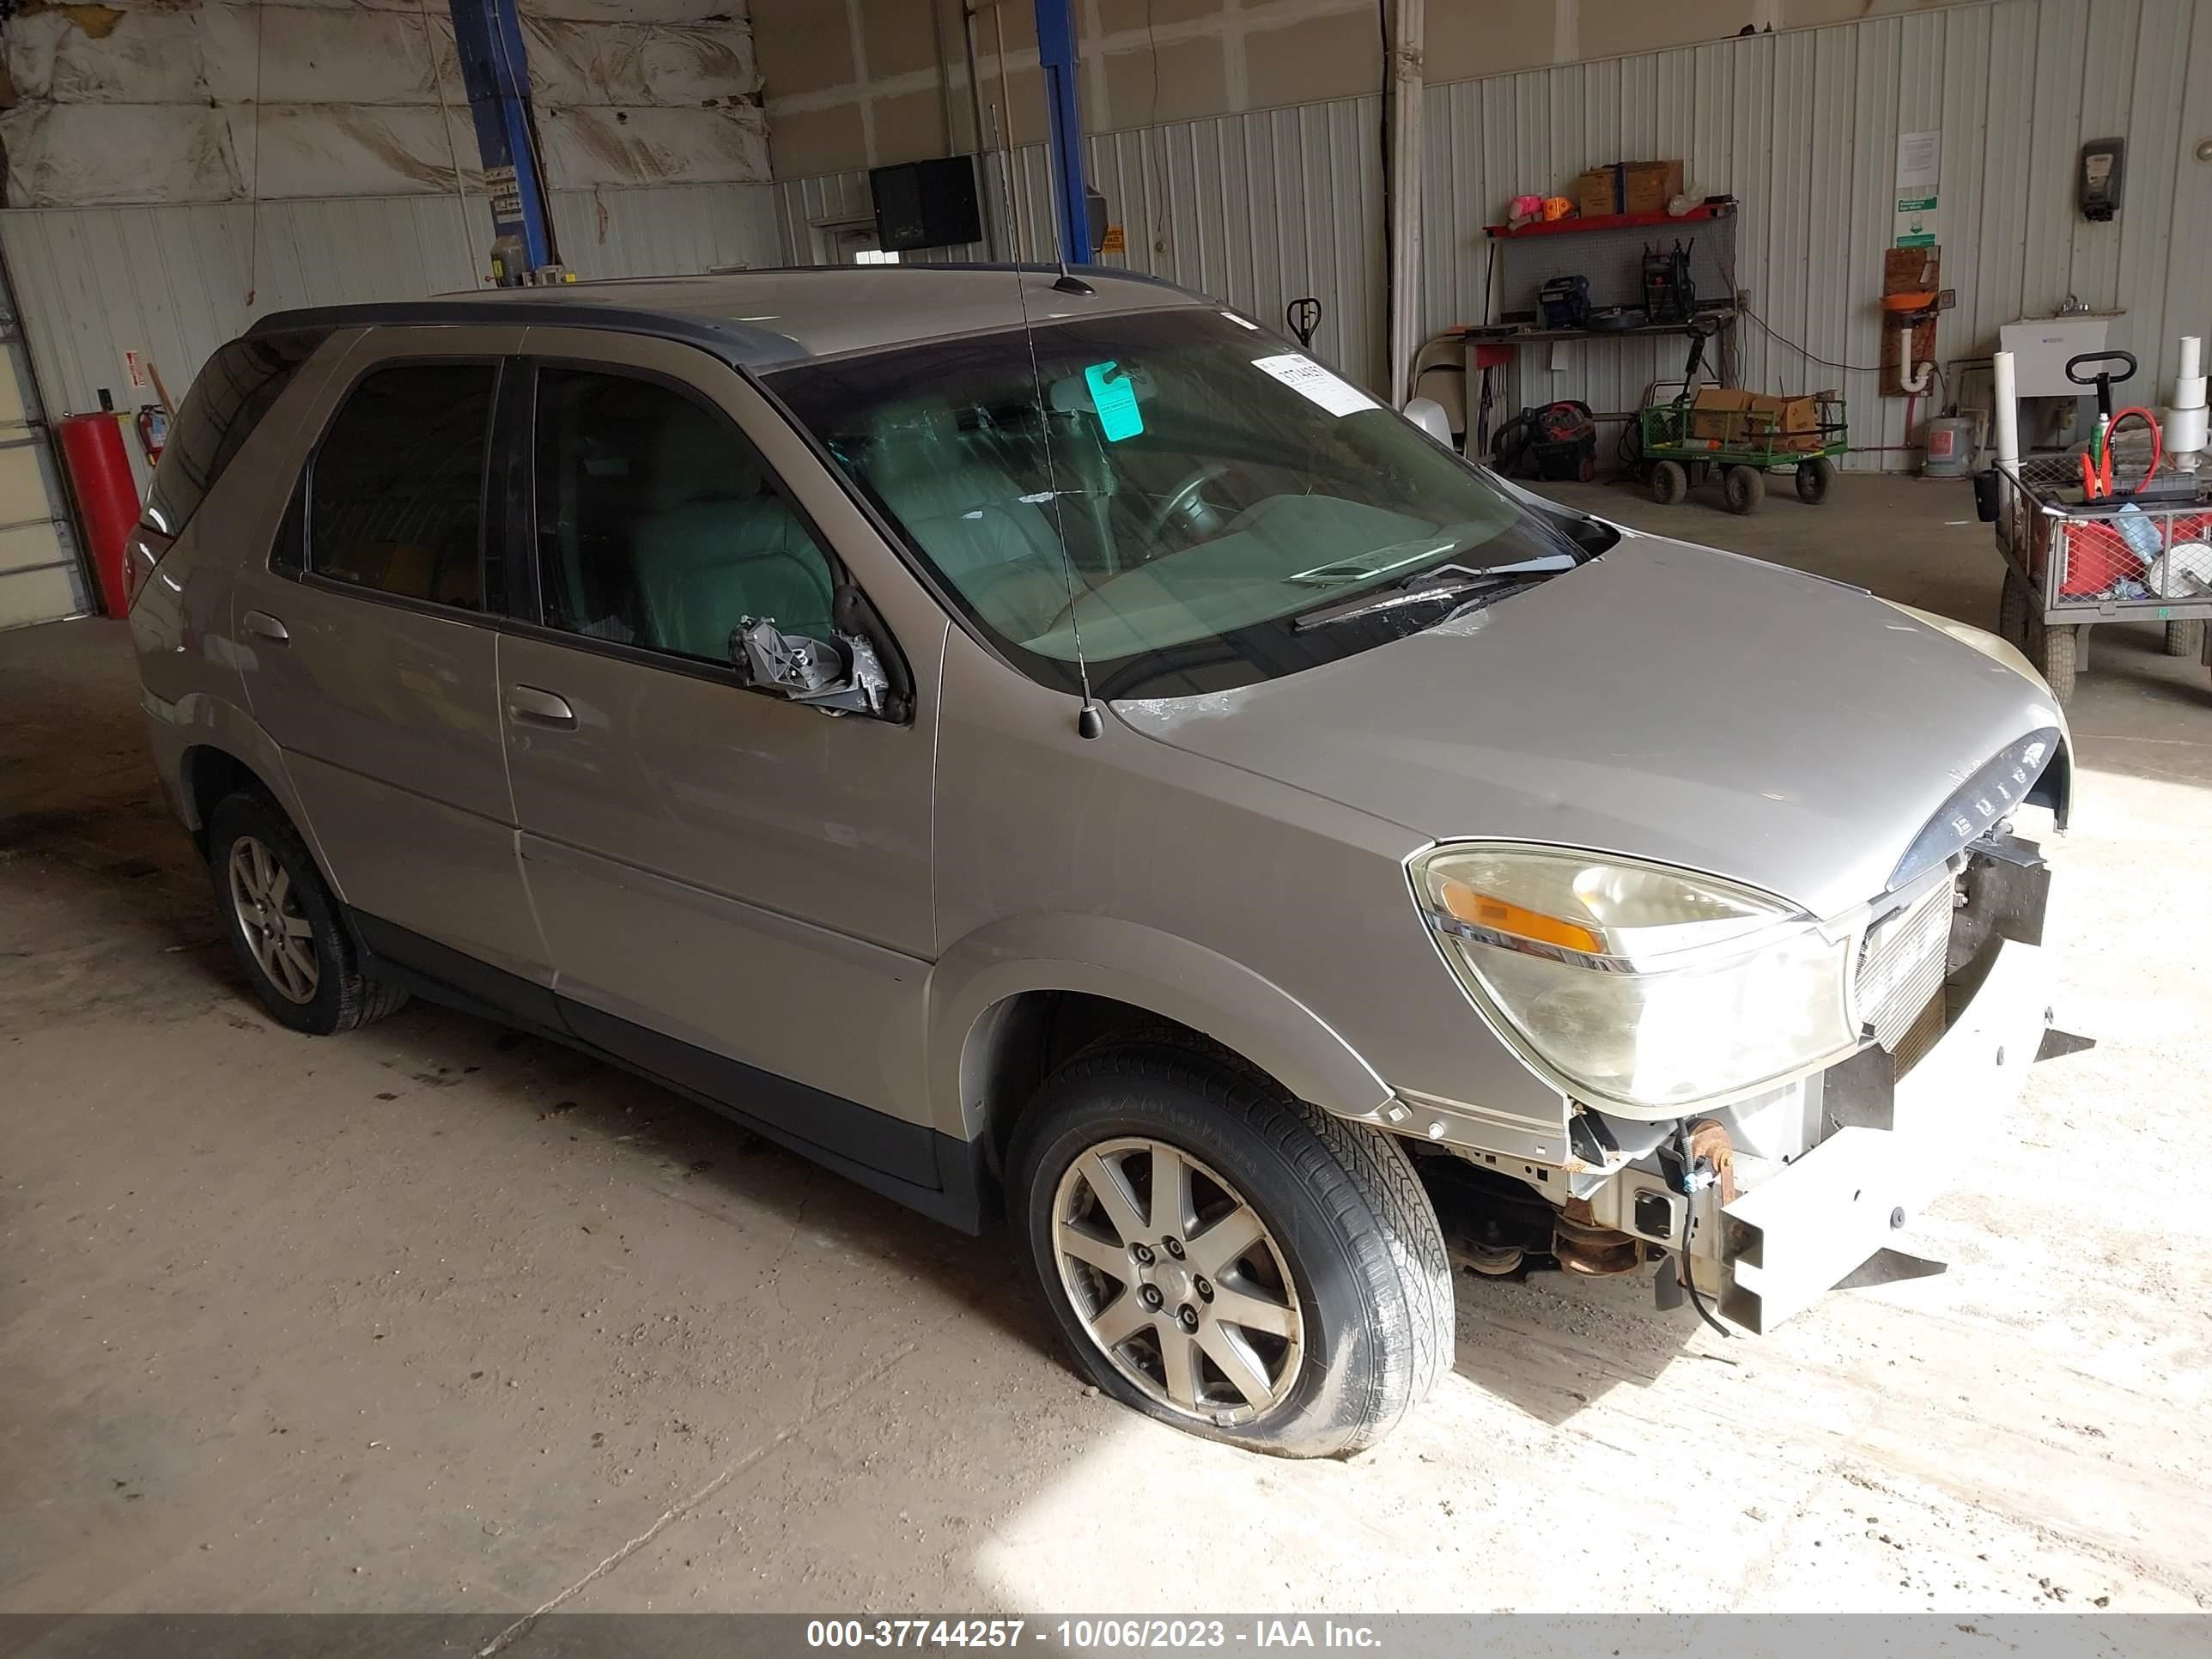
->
207, 791, 408, 1035
1018, 1045, 1451, 1457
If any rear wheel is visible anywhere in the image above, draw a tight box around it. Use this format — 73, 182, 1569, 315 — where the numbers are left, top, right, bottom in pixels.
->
1796, 456, 1835, 503
1650, 460, 1688, 506
1723, 465, 1765, 514
1009, 1046, 1451, 1458
206, 793, 407, 1035
2164, 619, 2203, 657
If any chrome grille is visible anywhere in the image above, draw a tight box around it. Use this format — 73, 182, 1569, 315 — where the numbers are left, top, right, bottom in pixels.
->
1856, 881, 1952, 1052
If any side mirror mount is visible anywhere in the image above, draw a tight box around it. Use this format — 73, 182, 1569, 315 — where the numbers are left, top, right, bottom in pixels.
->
1402, 396, 1455, 448
728, 617, 890, 716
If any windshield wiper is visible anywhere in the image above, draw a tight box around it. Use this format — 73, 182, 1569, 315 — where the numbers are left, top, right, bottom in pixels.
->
1291, 568, 1539, 632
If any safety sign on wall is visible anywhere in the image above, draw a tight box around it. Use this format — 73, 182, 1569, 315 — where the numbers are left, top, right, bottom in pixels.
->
1895, 130, 1940, 248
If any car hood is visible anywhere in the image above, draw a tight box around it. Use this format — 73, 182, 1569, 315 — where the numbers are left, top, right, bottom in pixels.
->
1111, 532, 2065, 919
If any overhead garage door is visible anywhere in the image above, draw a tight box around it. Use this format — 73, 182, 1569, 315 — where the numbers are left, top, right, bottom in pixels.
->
0, 270, 88, 632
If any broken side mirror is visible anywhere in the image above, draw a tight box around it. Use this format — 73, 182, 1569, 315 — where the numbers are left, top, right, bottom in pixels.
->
727, 617, 890, 717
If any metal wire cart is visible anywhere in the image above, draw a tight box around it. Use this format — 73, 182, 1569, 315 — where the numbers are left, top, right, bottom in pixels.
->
1988, 441, 2212, 703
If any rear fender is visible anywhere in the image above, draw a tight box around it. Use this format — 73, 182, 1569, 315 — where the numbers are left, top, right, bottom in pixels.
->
157, 694, 341, 899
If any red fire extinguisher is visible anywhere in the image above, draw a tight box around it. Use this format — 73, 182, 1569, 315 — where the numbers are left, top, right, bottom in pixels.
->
57, 398, 143, 619
137, 403, 168, 463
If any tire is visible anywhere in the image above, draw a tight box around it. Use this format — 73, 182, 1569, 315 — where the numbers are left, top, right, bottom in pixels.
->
1650, 460, 1688, 506
1997, 570, 2032, 644
1723, 464, 1765, 514
2164, 619, 2203, 658
1796, 456, 1835, 504
206, 792, 408, 1036
2033, 620, 2079, 705
1008, 1045, 1452, 1459
1577, 453, 1596, 483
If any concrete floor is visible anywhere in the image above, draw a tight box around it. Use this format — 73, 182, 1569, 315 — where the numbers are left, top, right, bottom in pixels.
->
3, 475, 2209, 1620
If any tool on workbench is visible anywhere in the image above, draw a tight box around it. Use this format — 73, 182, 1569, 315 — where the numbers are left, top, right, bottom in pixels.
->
1642, 239, 1696, 325
1538, 274, 1593, 331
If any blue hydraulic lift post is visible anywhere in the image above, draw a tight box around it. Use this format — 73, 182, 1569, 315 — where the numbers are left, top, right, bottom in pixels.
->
446, 0, 560, 278
1032, 0, 1092, 264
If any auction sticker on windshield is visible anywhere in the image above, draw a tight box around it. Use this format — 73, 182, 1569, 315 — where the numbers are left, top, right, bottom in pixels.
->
1251, 353, 1378, 418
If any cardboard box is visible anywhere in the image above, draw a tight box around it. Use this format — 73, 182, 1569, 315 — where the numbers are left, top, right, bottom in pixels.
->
1688, 387, 1823, 453
1574, 160, 1685, 219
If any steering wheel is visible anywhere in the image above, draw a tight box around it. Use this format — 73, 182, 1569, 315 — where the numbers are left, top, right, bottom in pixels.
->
1141, 461, 1231, 545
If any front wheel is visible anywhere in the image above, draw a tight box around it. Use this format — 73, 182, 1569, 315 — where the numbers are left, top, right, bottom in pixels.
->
1650, 459, 1688, 505
1009, 1047, 1452, 1458
1997, 569, 2032, 644
2034, 620, 2080, 704
1796, 456, 1835, 503
1723, 464, 1765, 514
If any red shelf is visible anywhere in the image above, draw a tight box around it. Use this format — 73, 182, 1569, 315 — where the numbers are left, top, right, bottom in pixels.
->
1485, 201, 1735, 239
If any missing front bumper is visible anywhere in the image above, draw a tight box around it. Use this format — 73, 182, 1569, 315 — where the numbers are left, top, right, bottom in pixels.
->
1717, 936, 2053, 1334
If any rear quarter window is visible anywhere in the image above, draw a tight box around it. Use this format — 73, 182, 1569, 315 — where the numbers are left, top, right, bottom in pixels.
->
145, 330, 331, 537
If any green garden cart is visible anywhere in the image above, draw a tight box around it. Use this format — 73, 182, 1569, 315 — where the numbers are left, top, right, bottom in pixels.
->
1635, 394, 1850, 514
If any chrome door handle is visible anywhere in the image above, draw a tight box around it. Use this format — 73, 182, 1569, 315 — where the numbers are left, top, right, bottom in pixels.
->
507, 685, 577, 728
240, 610, 289, 644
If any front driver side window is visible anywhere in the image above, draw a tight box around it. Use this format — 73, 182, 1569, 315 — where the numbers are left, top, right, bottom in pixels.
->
532, 367, 840, 664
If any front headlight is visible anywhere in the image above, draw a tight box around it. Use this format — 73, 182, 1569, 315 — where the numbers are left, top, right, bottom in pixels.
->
1411, 845, 1858, 1115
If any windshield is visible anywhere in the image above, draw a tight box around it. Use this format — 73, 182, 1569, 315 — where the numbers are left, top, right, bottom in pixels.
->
769, 307, 1601, 699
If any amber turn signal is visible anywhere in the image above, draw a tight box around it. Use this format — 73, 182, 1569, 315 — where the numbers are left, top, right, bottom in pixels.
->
1438, 880, 1604, 953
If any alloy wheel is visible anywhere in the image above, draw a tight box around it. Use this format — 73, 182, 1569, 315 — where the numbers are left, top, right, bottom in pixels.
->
1051, 1136, 1304, 1424
228, 835, 319, 1005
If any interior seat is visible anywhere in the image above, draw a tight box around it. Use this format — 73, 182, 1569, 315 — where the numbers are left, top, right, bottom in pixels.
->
631, 409, 836, 660
863, 404, 1073, 635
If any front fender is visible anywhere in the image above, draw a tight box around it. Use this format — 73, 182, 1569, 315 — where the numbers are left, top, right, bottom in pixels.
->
925, 912, 1391, 1139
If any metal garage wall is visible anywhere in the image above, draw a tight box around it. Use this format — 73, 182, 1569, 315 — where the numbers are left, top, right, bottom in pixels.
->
774, 95, 1385, 392
1420, 0, 2212, 471
0, 264, 85, 631
0, 182, 782, 468
786, 0, 2208, 473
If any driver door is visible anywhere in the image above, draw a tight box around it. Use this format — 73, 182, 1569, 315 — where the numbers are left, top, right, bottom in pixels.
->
495, 330, 945, 1180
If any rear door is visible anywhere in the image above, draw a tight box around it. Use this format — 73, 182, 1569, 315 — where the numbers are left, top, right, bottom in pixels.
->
495, 329, 946, 1177
231, 326, 552, 1005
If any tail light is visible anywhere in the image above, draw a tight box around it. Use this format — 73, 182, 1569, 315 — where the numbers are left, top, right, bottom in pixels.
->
122, 525, 173, 613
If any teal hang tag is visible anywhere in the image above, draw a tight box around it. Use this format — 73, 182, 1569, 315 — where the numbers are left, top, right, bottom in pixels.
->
1084, 360, 1144, 441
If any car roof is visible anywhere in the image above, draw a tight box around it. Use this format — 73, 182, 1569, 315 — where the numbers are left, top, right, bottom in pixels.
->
247, 265, 1210, 371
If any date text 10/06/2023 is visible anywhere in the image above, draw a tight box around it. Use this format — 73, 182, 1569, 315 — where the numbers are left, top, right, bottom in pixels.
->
805, 1620, 1383, 1650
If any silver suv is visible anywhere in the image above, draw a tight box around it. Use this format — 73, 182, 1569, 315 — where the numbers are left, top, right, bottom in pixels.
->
128, 268, 2065, 1457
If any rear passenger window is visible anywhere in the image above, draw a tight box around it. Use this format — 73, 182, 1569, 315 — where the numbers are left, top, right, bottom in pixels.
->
308, 363, 496, 611
532, 367, 839, 661
145, 329, 330, 538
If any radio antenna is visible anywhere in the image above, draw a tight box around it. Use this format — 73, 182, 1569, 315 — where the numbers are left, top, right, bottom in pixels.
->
988, 126, 1101, 738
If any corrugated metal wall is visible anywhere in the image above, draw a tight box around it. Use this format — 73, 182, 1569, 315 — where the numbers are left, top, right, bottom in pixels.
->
774, 96, 1386, 391
1422, 0, 2212, 470
0, 183, 781, 435
775, 0, 2209, 473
